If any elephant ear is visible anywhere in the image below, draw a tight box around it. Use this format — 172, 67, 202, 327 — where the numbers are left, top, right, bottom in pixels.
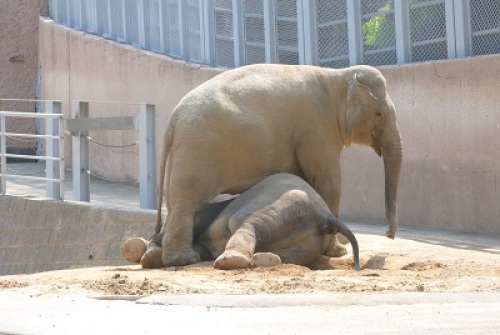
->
344, 74, 379, 144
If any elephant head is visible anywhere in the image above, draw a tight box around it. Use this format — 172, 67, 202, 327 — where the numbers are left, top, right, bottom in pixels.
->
340, 66, 403, 239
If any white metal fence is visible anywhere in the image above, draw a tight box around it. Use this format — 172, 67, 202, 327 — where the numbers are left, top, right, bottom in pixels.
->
0, 100, 65, 200
49, 0, 500, 67
0, 99, 156, 209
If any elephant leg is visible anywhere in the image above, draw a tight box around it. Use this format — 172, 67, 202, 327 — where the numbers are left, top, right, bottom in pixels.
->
214, 216, 257, 270
161, 206, 201, 266
324, 234, 348, 257
296, 150, 347, 256
161, 166, 219, 266
141, 233, 164, 269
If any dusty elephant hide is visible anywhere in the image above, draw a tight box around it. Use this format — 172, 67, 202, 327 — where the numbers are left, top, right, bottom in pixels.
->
157, 64, 402, 266
122, 174, 360, 270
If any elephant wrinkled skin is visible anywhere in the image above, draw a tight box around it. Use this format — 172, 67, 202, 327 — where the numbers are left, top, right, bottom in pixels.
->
124, 173, 360, 270
158, 64, 402, 266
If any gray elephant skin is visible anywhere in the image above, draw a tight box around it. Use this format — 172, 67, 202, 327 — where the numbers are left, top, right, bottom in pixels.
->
158, 64, 402, 266
123, 173, 360, 270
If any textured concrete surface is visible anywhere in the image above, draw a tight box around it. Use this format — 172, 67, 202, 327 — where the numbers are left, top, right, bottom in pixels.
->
0, 1, 48, 151
0, 163, 155, 276
38, 18, 500, 235
0, 291, 499, 334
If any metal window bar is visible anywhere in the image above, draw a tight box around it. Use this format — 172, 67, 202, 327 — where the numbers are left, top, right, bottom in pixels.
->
0, 101, 65, 200
47, 0, 500, 69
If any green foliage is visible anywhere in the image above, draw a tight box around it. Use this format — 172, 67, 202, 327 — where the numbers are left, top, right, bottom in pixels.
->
362, 1, 446, 47
363, 2, 393, 47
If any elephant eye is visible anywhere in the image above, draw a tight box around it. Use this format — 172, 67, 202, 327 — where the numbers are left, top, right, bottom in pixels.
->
375, 111, 383, 119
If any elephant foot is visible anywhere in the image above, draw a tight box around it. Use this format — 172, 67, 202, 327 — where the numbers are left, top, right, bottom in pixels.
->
336, 233, 350, 245
120, 237, 148, 263
214, 251, 251, 270
162, 247, 201, 267
250, 252, 281, 267
324, 238, 348, 258
140, 246, 164, 269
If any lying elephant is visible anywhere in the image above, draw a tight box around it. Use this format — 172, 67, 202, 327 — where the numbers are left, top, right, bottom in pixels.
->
123, 173, 360, 270
158, 64, 402, 266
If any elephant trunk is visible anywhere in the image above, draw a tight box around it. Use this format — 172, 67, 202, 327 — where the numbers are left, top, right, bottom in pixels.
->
381, 120, 402, 239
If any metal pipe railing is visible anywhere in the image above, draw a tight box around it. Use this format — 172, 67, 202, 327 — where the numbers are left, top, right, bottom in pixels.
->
0, 100, 65, 200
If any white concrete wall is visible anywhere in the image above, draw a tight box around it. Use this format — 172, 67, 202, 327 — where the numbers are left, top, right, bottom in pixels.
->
38, 18, 500, 235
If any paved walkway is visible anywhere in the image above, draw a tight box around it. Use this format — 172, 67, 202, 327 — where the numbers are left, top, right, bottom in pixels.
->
0, 290, 499, 334
2, 162, 141, 208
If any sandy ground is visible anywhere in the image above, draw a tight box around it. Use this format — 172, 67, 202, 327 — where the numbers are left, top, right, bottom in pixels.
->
1, 224, 499, 298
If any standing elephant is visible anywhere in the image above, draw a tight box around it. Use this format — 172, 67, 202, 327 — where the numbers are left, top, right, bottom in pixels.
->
124, 173, 360, 270
158, 64, 402, 266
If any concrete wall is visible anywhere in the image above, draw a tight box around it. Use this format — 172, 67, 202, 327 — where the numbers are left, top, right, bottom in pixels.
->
38, 18, 500, 235
38, 18, 222, 181
0, 1, 48, 154
0, 195, 155, 276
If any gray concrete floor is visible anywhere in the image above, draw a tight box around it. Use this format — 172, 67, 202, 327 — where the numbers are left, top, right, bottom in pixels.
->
0, 290, 499, 334
2, 162, 141, 208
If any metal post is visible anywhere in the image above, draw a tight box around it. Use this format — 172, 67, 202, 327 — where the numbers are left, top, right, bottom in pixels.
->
107, 0, 113, 38
0, 114, 6, 195
72, 101, 90, 202
76, 0, 84, 29
453, 0, 472, 57
66, 0, 71, 26
445, 0, 457, 58
52, 0, 60, 22
122, 0, 128, 42
232, 0, 245, 67
139, 104, 156, 209
159, 0, 168, 54
395, 0, 411, 64
298, 0, 317, 65
178, 0, 188, 59
58, 117, 65, 200
138, 0, 148, 49
90, 0, 98, 33
45, 101, 63, 200
202, 0, 215, 66
263, 0, 277, 63
347, 0, 363, 65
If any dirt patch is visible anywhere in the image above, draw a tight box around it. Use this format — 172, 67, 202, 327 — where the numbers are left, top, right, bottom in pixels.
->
401, 261, 446, 271
1, 231, 499, 297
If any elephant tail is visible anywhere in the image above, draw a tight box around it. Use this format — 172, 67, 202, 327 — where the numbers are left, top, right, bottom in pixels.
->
320, 214, 360, 271
155, 123, 174, 235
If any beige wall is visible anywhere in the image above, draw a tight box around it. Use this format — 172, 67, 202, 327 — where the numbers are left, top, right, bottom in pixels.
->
38, 18, 500, 235
0, 1, 48, 152
39, 18, 222, 181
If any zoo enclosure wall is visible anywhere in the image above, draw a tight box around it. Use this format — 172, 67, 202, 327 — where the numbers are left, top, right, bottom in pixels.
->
0, 195, 156, 276
38, 17, 500, 236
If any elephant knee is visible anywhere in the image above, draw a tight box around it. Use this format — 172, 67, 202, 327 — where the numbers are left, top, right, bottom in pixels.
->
228, 212, 248, 233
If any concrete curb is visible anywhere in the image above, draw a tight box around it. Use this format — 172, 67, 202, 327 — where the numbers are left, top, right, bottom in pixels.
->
136, 292, 500, 308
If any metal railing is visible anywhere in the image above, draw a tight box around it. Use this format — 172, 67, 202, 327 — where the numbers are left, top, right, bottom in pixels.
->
66, 101, 157, 209
1, 99, 156, 209
48, 0, 500, 68
0, 99, 65, 200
